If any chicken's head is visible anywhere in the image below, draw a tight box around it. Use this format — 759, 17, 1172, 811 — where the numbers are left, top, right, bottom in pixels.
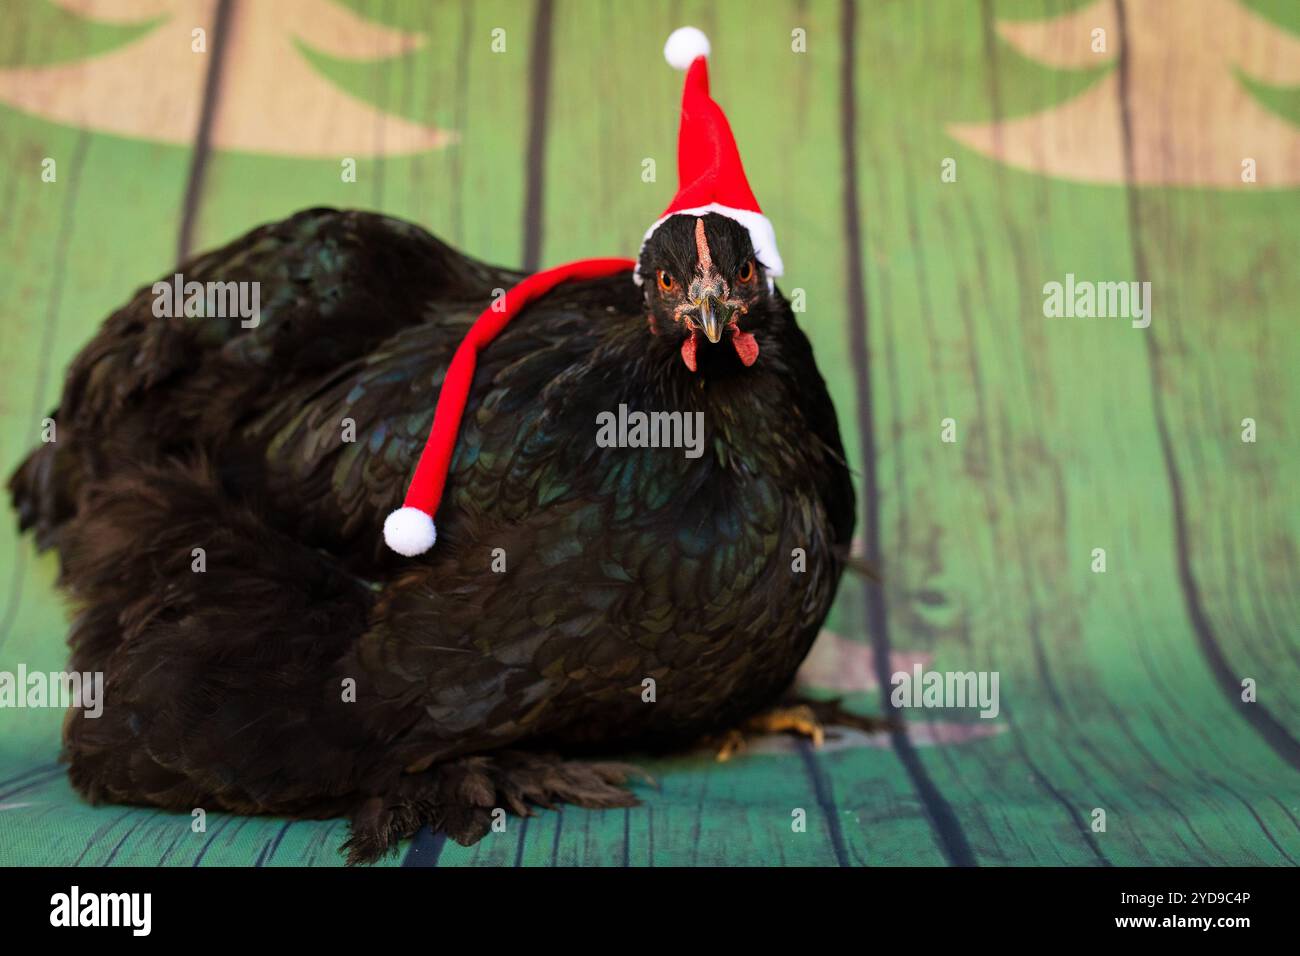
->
638, 213, 769, 373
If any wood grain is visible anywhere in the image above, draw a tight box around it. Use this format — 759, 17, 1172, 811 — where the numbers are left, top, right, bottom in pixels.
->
0, 0, 1295, 866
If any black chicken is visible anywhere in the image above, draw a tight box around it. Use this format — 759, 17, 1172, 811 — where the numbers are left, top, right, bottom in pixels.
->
7, 29, 863, 863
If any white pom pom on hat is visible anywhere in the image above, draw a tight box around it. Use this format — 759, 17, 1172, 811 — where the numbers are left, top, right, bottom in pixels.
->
384, 506, 437, 556
663, 26, 710, 69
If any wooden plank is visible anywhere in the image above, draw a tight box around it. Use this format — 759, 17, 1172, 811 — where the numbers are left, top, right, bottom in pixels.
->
188, 0, 535, 267
704, 0, 956, 864
0, 2, 175, 864
0, 1, 424, 867
1117, 0, 1300, 761
0, 1, 202, 781
0, 765, 395, 866
838, 0, 1300, 864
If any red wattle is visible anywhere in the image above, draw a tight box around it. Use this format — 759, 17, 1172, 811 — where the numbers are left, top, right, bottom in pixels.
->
681, 331, 699, 372
732, 328, 759, 366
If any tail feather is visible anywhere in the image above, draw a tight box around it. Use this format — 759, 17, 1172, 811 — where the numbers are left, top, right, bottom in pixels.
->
7, 436, 84, 551
342, 752, 651, 865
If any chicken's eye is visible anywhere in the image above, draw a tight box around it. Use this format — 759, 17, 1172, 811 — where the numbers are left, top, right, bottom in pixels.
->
656, 270, 675, 292
737, 259, 755, 284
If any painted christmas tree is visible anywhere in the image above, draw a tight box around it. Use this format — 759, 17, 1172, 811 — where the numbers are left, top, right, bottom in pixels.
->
0, 0, 455, 157
948, 0, 1300, 186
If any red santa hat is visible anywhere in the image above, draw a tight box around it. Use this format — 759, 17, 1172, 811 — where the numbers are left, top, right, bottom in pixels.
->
635, 26, 783, 287
385, 27, 778, 556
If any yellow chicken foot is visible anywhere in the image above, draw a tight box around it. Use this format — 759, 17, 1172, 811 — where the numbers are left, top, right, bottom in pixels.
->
713, 704, 826, 762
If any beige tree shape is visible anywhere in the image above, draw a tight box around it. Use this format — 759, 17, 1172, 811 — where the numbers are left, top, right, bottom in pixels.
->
0, 0, 455, 157
948, 0, 1300, 186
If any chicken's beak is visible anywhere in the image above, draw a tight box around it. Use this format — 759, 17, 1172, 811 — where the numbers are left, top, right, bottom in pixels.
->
696, 296, 727, 344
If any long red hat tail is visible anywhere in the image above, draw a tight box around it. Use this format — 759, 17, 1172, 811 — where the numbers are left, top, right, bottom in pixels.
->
384, 257, 636, 556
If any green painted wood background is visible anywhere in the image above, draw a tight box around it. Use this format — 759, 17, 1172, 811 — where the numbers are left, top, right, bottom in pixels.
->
0, 0, 1297, 866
